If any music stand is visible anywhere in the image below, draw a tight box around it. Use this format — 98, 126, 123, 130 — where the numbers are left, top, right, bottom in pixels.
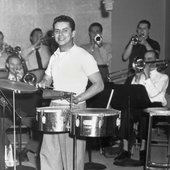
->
110, 84, 153, 166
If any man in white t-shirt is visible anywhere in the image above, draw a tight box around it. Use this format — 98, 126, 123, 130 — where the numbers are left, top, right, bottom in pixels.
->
38, 15, 104, 170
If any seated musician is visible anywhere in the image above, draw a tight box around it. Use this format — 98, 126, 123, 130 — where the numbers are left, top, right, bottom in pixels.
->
114, 50, 169, 165
0, 53, 42, 164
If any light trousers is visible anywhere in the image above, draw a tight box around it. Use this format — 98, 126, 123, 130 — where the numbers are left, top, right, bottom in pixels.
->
40, 102, 86, 170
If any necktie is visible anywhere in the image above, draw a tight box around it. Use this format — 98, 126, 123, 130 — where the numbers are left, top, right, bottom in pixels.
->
35, 49, 43, 69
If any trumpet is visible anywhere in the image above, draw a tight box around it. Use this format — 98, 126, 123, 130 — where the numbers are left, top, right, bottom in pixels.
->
40, 34, 55, 46
107, 59, 169, 83
131, 34, 145, 45
41, 35, 54, 42
94, 34, 103, 44
132, 58, 169, 72
23, 72, 37, 86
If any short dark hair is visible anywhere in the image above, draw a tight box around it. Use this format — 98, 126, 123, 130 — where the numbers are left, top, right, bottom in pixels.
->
6, 53, 21, 64
137, 20, 151, 29
30, 28, 42, 43
88, 22, 103, 33
53, 15, 75, 31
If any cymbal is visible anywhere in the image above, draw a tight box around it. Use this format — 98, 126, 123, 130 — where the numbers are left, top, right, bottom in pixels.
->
0, 79, 37, 93
42, 89, 75, 100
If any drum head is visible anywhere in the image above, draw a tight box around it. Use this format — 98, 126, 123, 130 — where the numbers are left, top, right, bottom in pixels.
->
71, 108, 120, 116
36, 106, 70, 112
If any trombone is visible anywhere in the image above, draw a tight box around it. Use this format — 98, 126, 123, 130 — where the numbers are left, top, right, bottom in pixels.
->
107, 59, 170, 83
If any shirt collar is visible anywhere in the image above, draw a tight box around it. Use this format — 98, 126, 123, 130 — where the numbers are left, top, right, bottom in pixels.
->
150, 68, 157, 75
55, 44, 76, 55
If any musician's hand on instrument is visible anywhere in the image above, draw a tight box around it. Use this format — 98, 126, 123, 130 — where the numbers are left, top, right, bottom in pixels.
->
72, 96, 80, 104
36, 81, 46, 89
94, 34, 103, 47
33, 39, 41, 50
69, 94, 81, 104
134, 72, 141, 83
139, 38, 146, 45
143, 64, 150, 79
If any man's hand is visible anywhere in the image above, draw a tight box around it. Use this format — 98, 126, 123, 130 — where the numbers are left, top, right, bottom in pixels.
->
143, 64, 150, 79
94, 34, 103, 47
36, 80, 47, 89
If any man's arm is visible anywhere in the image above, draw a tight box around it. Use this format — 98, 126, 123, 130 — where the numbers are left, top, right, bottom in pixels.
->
37, 73, 52, 88
122, 42, 133, 61
144, 74, 169, 98
73, 71, 104, 104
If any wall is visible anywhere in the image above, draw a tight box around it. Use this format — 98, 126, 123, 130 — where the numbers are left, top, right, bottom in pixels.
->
165, 0, 170, 94
111, 0, 165, 72
0, 0, 167, 74
0, 0, 112, 48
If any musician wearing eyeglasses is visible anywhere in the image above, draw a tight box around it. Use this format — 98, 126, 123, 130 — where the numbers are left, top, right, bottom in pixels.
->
5, 54, 25, 81
122, 20, 160, 74
114, 50, 169, 166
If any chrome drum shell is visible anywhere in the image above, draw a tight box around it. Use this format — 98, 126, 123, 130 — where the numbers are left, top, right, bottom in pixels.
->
70, 108, 120, 137
36, 106, 70, 132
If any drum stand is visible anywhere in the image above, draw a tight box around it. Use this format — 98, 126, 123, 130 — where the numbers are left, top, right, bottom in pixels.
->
70, 94, 107, 170
69, 95, 77, 170
84, 141, 106, 170
73, 135, 77, 170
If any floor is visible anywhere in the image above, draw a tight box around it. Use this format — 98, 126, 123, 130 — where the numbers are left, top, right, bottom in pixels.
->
7, 128, 169, 170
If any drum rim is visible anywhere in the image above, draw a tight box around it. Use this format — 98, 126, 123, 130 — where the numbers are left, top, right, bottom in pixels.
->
71, 108, 120, 116
145, 107, 168, 112
36, 106, 70, 111
72, 112, 119, 116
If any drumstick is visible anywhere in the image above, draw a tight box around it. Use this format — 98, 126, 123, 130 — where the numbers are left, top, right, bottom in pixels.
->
45, 85, 53, 89
106, 89, 114, 109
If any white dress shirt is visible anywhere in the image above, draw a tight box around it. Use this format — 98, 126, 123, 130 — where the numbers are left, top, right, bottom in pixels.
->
131, 69, 169, 106
22, 44, 51, 71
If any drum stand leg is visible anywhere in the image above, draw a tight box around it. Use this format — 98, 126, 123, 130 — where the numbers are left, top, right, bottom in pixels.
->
84, 138, 106, 170
73, 135, 77, 170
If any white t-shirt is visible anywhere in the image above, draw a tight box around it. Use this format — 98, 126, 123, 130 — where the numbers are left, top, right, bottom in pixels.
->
45, 44, 99, 103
